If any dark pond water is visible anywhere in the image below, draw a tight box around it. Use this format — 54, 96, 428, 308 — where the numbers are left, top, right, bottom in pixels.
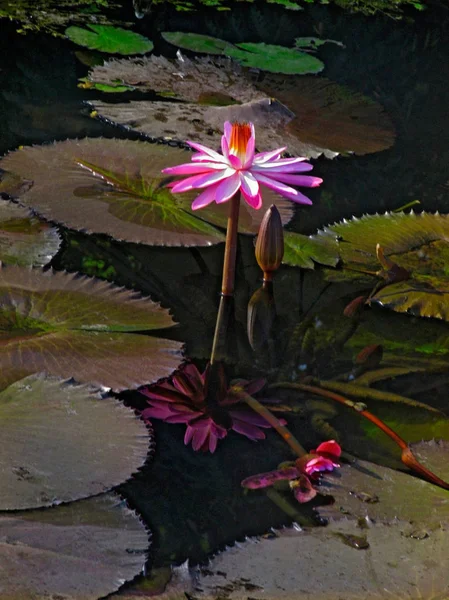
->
1, 0, 449, 574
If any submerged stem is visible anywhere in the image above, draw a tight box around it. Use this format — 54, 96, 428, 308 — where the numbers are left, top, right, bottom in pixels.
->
236, 389, 307, 458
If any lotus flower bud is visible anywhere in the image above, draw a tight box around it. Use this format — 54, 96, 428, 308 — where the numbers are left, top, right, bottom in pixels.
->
255, 204, 284, 281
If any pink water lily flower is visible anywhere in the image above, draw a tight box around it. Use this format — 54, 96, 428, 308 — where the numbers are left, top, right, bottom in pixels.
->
241, 440, 342, 504
162, 121, 323, 210
139, 362, 283, 453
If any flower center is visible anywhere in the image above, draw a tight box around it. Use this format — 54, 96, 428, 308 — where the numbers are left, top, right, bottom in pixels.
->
229, 122, 251, 163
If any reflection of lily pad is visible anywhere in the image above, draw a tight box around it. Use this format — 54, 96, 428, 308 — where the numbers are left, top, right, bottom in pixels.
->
318, 453, 449, 528
0, 200, 61, 266
0, 138, 293, 241
86, 54, 394, 159
162, 32, 324, 74
190, 521, 449, 600
0, 374, 149, 510
0, 265, 183, 391
319, 212, 449, 321
66, 24, 153, 55
0, 492, 149, 599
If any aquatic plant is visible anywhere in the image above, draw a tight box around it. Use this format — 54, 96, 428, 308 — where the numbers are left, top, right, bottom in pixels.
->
139, 362, 280, 452
241, 440, 342, 504
162, 121, 322, 210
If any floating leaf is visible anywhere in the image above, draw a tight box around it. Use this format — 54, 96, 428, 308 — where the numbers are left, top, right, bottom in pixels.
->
191, 521, 449, 599
66, 24, 154, 55
90, 97, 331, 160
0, 138, 293, 240
318, 212, 449, 321
0, 138, 225, 246
0, 374, 149, 510
283, 230, 339, 269
229, 42, 324, 75
162, 32, 324, 74
0, 264, 183, 391
0, 492, 149, 599
86, 54, 394, 158
411, 439, 449, 482
87, 54, 259, 102
162, 32, 233, 55
317, 454, 449, 528
0, 200, 61, 266
258, 75, 396, 156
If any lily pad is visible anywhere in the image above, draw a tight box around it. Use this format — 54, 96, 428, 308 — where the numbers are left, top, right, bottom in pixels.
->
0, 199, 61, 266
87, 54, 259, 103
229, 42, 324, 75
0, 264, 183, 390
258, 75, 396, 156
66, 24, 153, 55
318, 212, 449, 321
162, 33, 324, 75
283, 230, 339, 269
86, 54, 395, 158
317, 453, 449, 528
0, 138, 293, 241
190, 521, 449, 600
161, 32, 233, 56
0, 492, 149, 599
0, 373, 150, 510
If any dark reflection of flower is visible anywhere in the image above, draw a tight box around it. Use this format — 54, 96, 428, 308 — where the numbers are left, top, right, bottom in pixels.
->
241, 440, 342, 504
139, 363, 282, 453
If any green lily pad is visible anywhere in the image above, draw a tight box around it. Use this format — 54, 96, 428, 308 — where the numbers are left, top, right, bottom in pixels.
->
283, 230, 339, 269
85, 55, 394, 158
162, 32, 233, 55
229, 42, 324, 75
0, 138, 293, 241
318, 212, 449, 321
0, 492, 149, 599
66, 24, 153, 54
162, 32, 324, 75
0, 373, 150, 510
318, 450, 449, 528
190, 521, 449, 600
0, 200, 61, 267
0, 264, 183, 391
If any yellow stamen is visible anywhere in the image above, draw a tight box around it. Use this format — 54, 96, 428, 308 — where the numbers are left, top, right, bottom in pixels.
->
229, 122, 252, 162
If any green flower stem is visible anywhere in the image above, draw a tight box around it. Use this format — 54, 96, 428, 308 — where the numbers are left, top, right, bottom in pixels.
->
265, 488, 313, 526
210, 191, 240, 366
236, 389, 307, 458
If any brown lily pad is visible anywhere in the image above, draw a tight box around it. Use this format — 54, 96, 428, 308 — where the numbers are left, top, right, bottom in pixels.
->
0, 373, 150, 510
0, 137, 293, 243
0, 199, 61, 267
0, 492, 149, 599
86, 54, 395, 158
189, 521, 449, 600
0, 264, 183, 391
317, 453, 449, 528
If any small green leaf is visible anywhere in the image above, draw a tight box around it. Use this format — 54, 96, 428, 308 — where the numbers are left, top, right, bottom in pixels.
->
283, 230, 339, 269
162, 31, 234, 55
229, 42, 324, 75
65, 24, 154, 55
